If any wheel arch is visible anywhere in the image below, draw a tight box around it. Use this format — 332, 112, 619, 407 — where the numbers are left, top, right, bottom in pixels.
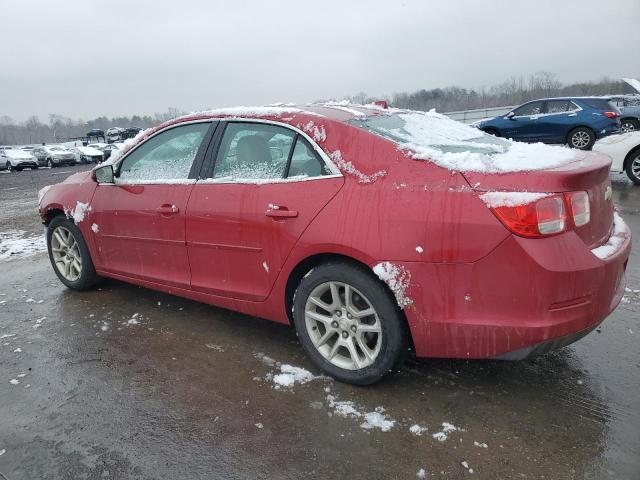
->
283, 252, 415, 352
42, 206, 66, 225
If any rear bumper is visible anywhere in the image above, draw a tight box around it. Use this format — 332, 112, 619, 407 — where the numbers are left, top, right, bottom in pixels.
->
401, 226, 631, 360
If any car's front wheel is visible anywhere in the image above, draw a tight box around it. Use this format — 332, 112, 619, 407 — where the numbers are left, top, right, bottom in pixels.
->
568, 127, 595, 150
47, 216, 100, 290
625, 150, 640, 185
6, 161, 13, 172
292, 262, 407, 385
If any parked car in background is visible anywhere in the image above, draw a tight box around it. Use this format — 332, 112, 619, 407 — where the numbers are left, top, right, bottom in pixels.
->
69, 146, 104, 164
86, 129, 105, 141
609, 96, 640, 133
106, 127, 125, 143
100, 143, 121, 160
122, 127, 142, 140
474, 97, 621, 150
38, 104, 630, 385
593, 131, 640, 184
32, 145, 77, 167
0, 148, 39, 171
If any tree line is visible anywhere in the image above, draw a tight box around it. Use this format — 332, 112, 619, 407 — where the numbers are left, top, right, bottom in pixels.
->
1, 72, 637, 146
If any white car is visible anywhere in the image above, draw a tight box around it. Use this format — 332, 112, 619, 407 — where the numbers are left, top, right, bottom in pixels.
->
0, 148, 39, 171
592, 131, 640, 184
69, 146, 104, 164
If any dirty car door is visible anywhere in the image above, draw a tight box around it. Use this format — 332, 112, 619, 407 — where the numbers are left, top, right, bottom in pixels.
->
91, 121, 215, 287
186, 122, 343, 301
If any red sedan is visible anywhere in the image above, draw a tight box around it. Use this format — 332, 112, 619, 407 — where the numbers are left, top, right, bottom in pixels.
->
39, 104, 631, 384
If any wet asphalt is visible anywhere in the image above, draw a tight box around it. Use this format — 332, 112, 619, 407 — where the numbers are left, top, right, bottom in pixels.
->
0, 166, 639, 480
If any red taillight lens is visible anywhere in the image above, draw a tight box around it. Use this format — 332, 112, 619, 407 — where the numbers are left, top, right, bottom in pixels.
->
568, 191, 590, 227
491, 194, 567, 238
603, 111, 619, 119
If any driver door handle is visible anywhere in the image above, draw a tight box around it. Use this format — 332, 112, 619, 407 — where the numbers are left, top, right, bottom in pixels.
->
266, 204, 298, 218
156, 204, 179, 214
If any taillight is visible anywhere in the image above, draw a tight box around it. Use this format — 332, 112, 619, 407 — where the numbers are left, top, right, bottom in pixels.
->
603, 111, 619, 119
491, 195, 566, 238
488, 191, 591, 238
568, 191, 590, 227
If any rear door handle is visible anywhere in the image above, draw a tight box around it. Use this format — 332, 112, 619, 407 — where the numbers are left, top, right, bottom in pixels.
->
156, 204, 179, 214
266, 204, 298, 218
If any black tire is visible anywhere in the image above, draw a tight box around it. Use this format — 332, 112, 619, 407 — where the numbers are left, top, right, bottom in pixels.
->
46, 216, 100, 290
483, 128, 500, 137
15, 167, 23, 172
567, 127, 595, 150
621, 118, 640, 133
292, 262, 408, 385
6, 161, 13, 172
625, 150, 640, 185
47, 158, 54, 168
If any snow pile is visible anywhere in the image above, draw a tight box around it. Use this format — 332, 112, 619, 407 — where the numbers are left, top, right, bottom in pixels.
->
373, 261, 412, 307
409, 424, 428, 436
272, 364, 323, 389
479, 191, 549, 208
318, 101, 366, 117
591, 212, 630, 259
189, 105, 324, 119
329, 150, 386, 184
326, 395, 395, 432
432, 422, 458, 442
416, 468, 428, 479
301, 120, 327, 142
356, 109, 578, 173
65, 201, 91, 224
0, 230, 46, 261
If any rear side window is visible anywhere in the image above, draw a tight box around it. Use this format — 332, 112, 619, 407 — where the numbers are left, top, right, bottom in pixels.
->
545, 100, 572, 113
582, 99, 616, 111
287, 137, 329, 177
513, 101, 544, 116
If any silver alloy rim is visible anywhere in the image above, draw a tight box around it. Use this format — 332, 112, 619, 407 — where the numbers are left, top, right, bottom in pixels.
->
632, 155, 640, 179
621, 122, 636, 133
571, 131, 590, 148
304, 281, 382, 370
51, 226, 82, 281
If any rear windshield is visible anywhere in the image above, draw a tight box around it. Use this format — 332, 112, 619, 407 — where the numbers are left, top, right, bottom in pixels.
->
581, 99, 616, 111
348, 112, 510, 156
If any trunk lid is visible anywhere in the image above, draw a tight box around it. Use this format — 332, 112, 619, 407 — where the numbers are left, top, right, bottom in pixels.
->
463, 151, 614, 248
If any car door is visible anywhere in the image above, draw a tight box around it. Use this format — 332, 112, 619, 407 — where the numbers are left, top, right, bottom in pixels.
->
502, 101, 545, 140
91, 121, 216, 287
534, 100, 578, 143
186, 121, 344, 301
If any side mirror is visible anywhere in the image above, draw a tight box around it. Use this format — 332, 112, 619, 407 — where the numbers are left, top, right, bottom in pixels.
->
506, 111, 515, 120
94, 164, 114, 184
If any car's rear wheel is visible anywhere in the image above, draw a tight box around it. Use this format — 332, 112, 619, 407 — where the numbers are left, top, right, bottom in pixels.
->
292, 262, 407, 385
621, 118, 639, 133
625, 150, 640, 185
568, 127, 595, 150
47, 158, 54, 168
47, 216, 99, 290
6, 161, 13, 172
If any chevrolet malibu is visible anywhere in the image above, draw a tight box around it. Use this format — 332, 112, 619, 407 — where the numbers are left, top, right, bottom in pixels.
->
38, 104, 631, 385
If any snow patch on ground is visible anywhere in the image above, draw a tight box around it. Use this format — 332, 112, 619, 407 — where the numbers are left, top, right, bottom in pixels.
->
372, 261, 412, 307
272, 364, 321, 389
0, 230, 46, 261
329, 150, 386, 184
326, 395, 395, 432
591, 212, 630, 259
409, 424, 428, 435
479, 191, 549, 208
432, 422, 458, 442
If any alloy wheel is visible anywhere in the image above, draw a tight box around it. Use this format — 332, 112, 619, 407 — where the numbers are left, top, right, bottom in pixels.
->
51, 226, 82, 282
304, 281, 382, 370
571, 131, 590, 148
631, 155, 640, 181
621, 121, 636, 133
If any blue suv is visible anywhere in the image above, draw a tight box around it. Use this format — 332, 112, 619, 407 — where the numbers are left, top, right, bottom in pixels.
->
474, 97, 621, 150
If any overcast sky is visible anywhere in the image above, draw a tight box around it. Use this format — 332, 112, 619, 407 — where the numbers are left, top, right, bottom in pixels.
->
1, 0, 638, 122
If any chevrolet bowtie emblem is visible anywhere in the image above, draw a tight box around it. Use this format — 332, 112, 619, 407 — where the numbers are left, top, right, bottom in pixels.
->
604, 185, 612, 201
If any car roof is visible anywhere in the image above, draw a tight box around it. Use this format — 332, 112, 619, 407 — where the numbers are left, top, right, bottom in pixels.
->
526, 96, 613, 102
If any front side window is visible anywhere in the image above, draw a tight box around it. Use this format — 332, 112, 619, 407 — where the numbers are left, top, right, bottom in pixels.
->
118, 122, 210, 182
213, 123, 295, 180
513, 101, 544, 117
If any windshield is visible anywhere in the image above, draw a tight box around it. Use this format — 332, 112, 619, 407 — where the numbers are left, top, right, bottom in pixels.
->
349, 112, 510, 156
